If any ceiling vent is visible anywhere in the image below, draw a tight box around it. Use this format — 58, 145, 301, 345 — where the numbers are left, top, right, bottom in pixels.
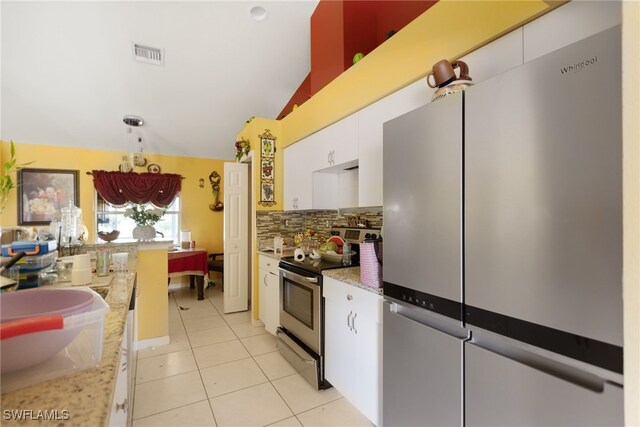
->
133, 43, 164, 66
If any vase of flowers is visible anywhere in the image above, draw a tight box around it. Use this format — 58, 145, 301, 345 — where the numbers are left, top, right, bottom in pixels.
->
124, 204, 165, 241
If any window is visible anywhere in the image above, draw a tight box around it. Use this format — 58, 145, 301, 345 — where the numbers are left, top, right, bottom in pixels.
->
96, 194, 180, 242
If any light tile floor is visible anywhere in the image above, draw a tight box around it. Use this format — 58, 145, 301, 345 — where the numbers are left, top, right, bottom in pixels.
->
132, 283, 374, 427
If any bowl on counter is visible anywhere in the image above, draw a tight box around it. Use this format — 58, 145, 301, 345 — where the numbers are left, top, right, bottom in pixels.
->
97, 230, 120, 242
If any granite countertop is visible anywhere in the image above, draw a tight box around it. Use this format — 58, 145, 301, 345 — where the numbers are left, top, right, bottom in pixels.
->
258, 249, 294, 260
0, 272, 136, 426
323, 267, 384, 295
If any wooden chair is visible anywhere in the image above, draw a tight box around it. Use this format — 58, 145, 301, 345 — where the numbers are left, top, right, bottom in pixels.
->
208, 253, 224, 290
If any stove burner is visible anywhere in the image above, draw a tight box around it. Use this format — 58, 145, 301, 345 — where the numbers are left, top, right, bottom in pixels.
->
279, 255, 348, 275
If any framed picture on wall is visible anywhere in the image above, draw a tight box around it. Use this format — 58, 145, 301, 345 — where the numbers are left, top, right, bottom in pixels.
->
17, 168, 79, 225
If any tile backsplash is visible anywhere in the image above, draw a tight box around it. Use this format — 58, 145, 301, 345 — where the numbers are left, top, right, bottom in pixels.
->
256, 208, 383, 249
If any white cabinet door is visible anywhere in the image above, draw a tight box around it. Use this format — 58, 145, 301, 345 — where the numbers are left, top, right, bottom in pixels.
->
327, 113, 358, 167
108, 339, 128, 427
259, 255, 280, 334
259, 271, 268, 326
523, 1, 621, 62
283, 140, 313, 210
311, 114, 359, 171
265, 270, 279, 334
358, 80, 429, 207
324, 290, 356, 398
323, 277, 382, 425
458, 27, 524, 84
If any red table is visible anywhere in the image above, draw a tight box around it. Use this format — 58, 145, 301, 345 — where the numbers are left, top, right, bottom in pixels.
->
168, 249, 209, 300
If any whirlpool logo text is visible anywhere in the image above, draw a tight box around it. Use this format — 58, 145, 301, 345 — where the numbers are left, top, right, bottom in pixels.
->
560, 56, 598, 75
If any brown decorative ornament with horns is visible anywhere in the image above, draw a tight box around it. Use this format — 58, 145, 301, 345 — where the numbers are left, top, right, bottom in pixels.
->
208, 171, 223, 211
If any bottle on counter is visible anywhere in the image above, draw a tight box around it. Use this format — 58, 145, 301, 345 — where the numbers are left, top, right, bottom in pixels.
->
342, 242, 352, 266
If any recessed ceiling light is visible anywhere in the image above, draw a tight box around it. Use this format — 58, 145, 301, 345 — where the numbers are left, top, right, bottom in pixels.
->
250, 5, 267, 21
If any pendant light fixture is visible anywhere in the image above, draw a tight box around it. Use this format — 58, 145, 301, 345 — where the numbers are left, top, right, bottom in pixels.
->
122, 115, 146, 170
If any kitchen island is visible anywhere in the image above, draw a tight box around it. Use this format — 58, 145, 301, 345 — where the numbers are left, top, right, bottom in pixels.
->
0, 271, 136, 426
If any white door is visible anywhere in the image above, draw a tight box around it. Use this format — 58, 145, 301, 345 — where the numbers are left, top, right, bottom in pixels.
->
223, 162, 249, 313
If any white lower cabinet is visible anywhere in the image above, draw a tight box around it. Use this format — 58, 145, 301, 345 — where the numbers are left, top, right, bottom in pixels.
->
323, 276, 382, 426
259, 255, 280, 334
109, 334, 129, 426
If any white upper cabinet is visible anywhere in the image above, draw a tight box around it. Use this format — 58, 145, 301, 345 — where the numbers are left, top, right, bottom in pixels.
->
284, 136, 314, 211
458, 27, 524, 84
310, 113, 359, 171
358, 80, 430, 207
326, 113, 359, 167
523, 0, 621, 62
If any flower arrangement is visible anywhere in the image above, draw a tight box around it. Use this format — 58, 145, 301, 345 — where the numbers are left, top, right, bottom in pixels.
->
124, 204, 165, 226
235, 138, 250, 162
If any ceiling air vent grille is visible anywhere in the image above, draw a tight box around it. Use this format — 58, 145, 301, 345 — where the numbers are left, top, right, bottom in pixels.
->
133, 43, 164, 66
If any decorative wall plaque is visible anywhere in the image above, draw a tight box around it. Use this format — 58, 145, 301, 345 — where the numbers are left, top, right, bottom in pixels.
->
258, 129, 276, 207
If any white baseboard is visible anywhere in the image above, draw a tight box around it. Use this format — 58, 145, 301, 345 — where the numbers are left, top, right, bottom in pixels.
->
135, 335, 170, 351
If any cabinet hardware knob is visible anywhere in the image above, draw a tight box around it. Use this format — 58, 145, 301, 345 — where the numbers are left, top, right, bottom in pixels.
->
116, 398, 128, 412
352, 313, 358, 334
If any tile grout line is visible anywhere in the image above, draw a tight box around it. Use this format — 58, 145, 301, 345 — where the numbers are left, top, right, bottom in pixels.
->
178, 290, 220, 426
135, 285, 346, 426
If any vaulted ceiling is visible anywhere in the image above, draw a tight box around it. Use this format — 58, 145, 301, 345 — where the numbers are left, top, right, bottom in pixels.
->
1, 1, 318, 160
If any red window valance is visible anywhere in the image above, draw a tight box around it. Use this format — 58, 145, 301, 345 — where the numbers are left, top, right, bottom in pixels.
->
92, 170, 181, 207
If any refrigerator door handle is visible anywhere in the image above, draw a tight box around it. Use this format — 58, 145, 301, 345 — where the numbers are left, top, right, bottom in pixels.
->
386, 300, 468, 340
469, 331, 623, 393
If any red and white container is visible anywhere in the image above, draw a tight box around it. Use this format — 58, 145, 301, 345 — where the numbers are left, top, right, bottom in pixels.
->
0, 288, 109, 392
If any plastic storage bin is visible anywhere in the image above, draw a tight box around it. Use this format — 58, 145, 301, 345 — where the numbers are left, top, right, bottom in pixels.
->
1, 240, 57, 257
1, 251, 58, 273
0, 288, 109, 393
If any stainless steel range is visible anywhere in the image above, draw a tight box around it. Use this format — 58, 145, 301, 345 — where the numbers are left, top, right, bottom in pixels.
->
276, 227, 380, 389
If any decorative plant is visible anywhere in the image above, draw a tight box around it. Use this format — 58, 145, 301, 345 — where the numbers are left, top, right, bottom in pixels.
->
124, 204, 165, 226
235, 138, 250, 162
0, 141, 33, 214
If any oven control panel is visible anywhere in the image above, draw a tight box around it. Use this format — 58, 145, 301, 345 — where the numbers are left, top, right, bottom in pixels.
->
330, 227, 381, 244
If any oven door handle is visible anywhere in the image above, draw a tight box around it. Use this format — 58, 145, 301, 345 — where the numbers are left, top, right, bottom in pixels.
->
279, 268, 319, 284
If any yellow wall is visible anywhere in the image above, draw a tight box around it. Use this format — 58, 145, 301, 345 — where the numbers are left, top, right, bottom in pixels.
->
235, 118, 282, 320
622, 1, 640, 424
279, 0, 562, 147
136, 247, 168, 340
235, 118, 283, 213
0, 140, 229, 255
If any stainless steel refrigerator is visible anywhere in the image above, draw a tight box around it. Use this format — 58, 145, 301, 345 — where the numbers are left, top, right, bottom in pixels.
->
382, 25, 623, 427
